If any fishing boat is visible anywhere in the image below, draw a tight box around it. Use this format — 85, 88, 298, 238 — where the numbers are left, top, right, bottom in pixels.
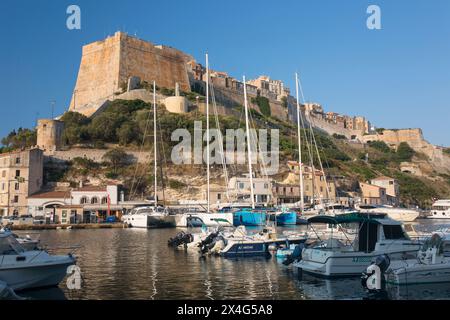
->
357, 204, 419, 222
0, 231, 76, 291
428, 199, 450, 219
294, 213, 421, 278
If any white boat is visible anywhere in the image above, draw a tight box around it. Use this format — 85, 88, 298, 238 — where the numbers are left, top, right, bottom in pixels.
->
0, 231, 76, 291
1, 228, 40, 251
174, 212, 233, 227
123, 206, 176, 228
294, 214, 421, 278
216, 226, 307, 258
363, 234, 450, 289
428, 199, 450, 219
357, 204, 419, 222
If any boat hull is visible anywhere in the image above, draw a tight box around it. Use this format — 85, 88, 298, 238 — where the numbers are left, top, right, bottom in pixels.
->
124, 214, 176, 228
0, 259, 75, 291
233, 211, 266, 226
174, 213, 234, 227
276, 212, 297, 225
221, 241, 271, 258
295, 247, 421, 278
386, 261, 450, 285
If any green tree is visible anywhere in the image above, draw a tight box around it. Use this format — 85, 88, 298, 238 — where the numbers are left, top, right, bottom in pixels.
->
117, 122, 138, 145
368, 140, 391, 153
251, 96, 271, 117
1, 128, 36, 149
395, 142, 415, 162
102, 148, 129, 174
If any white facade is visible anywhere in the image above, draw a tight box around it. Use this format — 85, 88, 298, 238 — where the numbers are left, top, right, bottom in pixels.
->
228, 176, 273, 204
27, 185, 119, 217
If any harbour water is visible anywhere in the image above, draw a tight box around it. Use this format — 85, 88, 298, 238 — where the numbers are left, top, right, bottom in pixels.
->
13, 220, 450, 300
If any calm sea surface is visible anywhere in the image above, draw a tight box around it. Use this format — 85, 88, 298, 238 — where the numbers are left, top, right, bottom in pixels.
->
13, 220, 450, 300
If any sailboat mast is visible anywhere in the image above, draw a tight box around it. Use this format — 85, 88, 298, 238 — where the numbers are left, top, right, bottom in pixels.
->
243, 76, 255, 209
153, 81, 157, 205
206, 54, 210, 213
295, 73, 305, 212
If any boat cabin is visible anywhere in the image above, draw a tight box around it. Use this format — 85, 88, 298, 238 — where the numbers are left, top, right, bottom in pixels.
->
0, 232, 25, 255
308, 213, 410, 253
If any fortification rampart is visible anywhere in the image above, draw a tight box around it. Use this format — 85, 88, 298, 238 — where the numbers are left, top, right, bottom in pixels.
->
69, 32, 191, 116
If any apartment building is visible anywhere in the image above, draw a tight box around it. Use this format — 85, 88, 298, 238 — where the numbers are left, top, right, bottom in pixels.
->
0, 148, 43, 216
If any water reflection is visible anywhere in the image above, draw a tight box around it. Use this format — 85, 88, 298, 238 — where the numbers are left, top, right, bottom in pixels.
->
9, 220, 450, 300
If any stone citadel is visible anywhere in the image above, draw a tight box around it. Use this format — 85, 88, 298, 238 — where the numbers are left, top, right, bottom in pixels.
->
35, 31, 449, 172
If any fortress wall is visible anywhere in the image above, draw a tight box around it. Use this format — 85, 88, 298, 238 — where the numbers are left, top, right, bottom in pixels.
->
69, 33, 122, 112
45, 148, 151, 164
118, 34, 191, 93
362, 129, 450, 172
307, 114, 364, 140
69, 32, 192, 117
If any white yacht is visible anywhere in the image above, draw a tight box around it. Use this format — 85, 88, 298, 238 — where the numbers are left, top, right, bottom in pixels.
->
0, 231, 76, 291
429, 200, 450, 219
357, 204, 419, 222
294, 214, 421, 278
123, 206, 176, 228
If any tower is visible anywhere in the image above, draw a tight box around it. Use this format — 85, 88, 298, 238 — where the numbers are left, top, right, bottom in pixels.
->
36, 119, 64, 152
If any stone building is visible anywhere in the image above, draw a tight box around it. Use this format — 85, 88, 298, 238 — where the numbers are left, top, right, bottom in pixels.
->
0, 148, 44, 216
370, 176, 399, 205
36, 119, 64, 153
227, 176, 273, 204
69, 31, 193, 117
247, 75, 290, 101
359, 182, 387, 205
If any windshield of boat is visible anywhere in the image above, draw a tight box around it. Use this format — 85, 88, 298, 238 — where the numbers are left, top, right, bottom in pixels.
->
383, 225, 408, 240
0, 235, 25, 255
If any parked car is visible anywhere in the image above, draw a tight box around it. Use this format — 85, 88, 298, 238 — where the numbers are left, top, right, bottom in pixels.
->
18, 215, 34, 225
33, 216, 46, 225
105, 216, 117, 223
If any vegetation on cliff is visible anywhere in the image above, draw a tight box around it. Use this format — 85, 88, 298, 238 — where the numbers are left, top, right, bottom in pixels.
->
1, 99, 448, 207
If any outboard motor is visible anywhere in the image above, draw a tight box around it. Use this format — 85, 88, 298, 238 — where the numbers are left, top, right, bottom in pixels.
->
199, 231, 220, 254
168, 231, 194, 247
361, 254, 390, 294
283, 243, 305, 266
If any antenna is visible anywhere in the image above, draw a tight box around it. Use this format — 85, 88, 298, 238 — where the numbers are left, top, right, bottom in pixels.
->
50, 100, 56, 119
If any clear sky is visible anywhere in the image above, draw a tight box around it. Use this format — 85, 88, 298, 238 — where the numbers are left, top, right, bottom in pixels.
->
0, 0, 449, 146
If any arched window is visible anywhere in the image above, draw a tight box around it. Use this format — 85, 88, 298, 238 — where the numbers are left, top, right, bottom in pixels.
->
101, 197, 108, 205
80, 196, 88, 205
91, 197, 99, 204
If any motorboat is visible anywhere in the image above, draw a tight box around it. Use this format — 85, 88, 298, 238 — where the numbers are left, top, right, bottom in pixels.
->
301, 203, 358, 218
428, 199, 450, 219
216, 203, 268, 227
0, 231, 76, 291
362, 234, 450, 292
294, 213, 421, 278
1, 227, 40, 251
216, 226, 307, 258
122, 206, 176, 228
270, 209, 297, 226
357, 204, 419, 222
174, 210, 233, 228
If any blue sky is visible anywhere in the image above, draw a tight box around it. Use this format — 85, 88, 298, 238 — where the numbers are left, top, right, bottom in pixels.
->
0, 0, 449, 146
